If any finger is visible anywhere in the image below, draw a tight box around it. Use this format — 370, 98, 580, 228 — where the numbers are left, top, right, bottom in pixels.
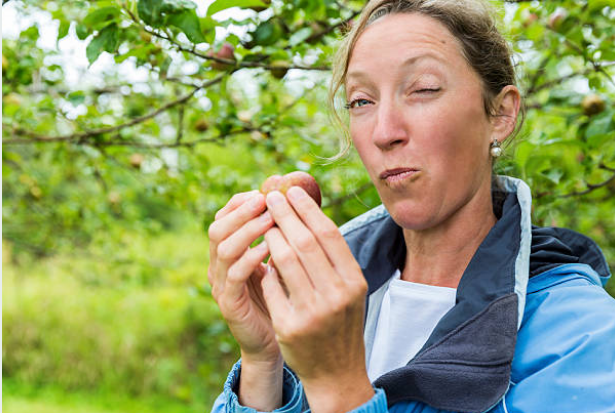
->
217, 210, 274, 263
286, 186, 362, 284
213, 213, 273, 295
215, 190, 260, 220
208, 192, 266, 265
264, 226, 314, 304
224, 241, 270, 303
261, 265, 293, 328
265, 190, 337, 291
208, 193, 269, 292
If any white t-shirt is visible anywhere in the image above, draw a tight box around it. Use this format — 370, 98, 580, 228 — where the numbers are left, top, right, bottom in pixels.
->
367, 270, 457, 382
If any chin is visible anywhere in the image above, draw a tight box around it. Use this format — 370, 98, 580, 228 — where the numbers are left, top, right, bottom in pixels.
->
385, 200, 439, 231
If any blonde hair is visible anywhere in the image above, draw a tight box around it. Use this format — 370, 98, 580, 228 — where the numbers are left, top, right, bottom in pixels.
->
328, 0, 523, 159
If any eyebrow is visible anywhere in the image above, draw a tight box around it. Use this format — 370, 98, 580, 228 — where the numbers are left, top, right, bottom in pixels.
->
346, 53, 445, 84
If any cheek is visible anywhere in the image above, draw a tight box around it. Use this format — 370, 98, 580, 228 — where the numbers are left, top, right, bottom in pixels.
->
421, 99, 490, 175
350, 121, 374, 164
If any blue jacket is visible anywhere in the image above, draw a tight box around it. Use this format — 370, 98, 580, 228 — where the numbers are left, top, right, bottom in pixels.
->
212, 177, 615, 413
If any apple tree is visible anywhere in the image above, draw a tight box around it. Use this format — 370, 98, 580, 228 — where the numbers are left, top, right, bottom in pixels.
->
2, 0, 614, 293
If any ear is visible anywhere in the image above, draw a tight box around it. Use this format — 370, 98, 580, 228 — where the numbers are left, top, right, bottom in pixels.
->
491, 85, 521, 143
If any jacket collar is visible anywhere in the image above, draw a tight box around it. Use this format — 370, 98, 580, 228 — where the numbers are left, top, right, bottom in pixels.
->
341, 177, 533, 413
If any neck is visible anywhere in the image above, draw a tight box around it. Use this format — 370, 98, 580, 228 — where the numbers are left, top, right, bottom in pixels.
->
401, 186, 497, 288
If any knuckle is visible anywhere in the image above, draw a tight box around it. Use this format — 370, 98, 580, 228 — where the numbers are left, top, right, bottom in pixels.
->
328, 295, 348, 314
275, 247, 295, 267
319, 224, 341, 241
356, 278, 368, 295
294, 233, 317, 253
210, 285, 221, 301
208, 222, 224, 243
349, 274, 368, 296
226, 265, 240, 283
228, 191, 249, 207
216, 242, 236, 262
229, 192, 243, 203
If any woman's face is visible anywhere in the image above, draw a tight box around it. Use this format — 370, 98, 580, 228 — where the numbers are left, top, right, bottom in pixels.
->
346, 13, 495, 230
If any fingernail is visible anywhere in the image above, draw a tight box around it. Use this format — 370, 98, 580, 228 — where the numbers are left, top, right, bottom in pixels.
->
266, 191, 284, 206
287, 186, 306, 201
260, 211, 271, 222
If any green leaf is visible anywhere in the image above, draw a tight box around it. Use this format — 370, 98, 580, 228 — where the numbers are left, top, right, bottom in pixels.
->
160, 0, 197, 13
138, 0, 164, 26
588, 0, 612, 12
67, 91, 86, 105
76, 23, 90, 40
251, 20, 282, 46
586, 114, 613, 139
138, 0, 201, 37
86, 24, 119, 64
589, 75, 604, 90
167, 9, 206, 43
289, 27, 312, 47
58, 21, 71, 41
21, 25, 40, 41
543, 168, 564, 184
207, 0, 266, 16
200, 16, 217, 44
83, 6, 121, 31
114, 44, 156, 64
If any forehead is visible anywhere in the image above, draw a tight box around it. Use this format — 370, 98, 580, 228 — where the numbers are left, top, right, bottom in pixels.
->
348, 13, 466, 75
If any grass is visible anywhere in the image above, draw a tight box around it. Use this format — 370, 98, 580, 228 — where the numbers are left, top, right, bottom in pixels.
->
2, 227, 237, 410
2, 379, 209, 413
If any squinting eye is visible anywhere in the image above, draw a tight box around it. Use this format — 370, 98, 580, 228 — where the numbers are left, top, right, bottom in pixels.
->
415, 88, 441, 94
345, 98, 372, 109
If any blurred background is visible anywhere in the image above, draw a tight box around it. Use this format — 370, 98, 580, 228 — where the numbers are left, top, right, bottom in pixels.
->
2, 0, 614, 412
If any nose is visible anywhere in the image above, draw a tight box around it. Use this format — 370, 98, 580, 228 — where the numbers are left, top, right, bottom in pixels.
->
372, 100, 409, 150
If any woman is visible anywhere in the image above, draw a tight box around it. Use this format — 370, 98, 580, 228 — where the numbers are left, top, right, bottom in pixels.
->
208, 1, 615, 412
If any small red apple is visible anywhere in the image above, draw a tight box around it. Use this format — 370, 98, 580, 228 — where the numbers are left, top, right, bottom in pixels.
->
523, 13, 539, 28
547, 8, 568, 31
269, 60, 289, 79
208, 42, 236, 70
194, 119, 209, 132
260, 171, 322, 207
582, 94, 605, 116
130, 153, 144, 169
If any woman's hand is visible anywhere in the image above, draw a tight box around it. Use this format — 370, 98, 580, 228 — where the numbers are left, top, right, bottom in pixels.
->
207, 190, 283, 410
261, 187, 374, 413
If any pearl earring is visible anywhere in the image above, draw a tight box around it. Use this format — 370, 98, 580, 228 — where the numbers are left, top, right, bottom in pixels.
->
490, 139, 502, 158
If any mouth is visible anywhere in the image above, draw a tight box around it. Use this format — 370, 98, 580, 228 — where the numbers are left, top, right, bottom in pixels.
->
379, 168, 421, 183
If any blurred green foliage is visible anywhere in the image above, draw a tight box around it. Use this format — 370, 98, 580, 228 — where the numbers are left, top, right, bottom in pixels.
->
2, 0, 614, 410
2, 229, 237, 409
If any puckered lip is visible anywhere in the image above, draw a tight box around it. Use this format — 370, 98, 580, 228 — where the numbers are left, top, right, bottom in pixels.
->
379, 167, 420, 180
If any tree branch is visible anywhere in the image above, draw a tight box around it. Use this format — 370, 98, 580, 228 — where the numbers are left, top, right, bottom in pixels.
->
3, 121, 266, 149
2, 75, 224, 146
525, 55, 551, 96
121, 5, 330, 72
561, 38, 615, 88
302, 9, 362, 45
536, 164, 615, 199
176, 104, 185, 145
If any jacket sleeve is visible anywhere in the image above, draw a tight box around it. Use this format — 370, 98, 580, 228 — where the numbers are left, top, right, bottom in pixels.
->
210, 359, 390, 413
500, 273, 615, 413
210, 360, 306, 413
